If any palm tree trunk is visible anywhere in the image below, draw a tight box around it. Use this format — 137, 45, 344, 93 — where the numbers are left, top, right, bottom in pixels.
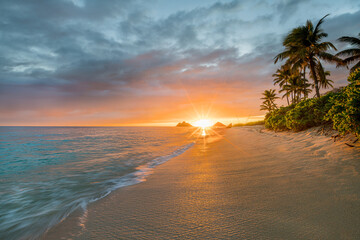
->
297, 91, 300, 103
286, 95, 290, 106
303, 67, 307, 99
309, 61, 320, 98
296, 91, 298, 103
314, 79, 320, 98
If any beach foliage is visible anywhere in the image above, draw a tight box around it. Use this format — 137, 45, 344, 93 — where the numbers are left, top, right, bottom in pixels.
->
264, 93, 335, 132
285, 93, 334, 131
263, 17, 360, 137
264, 69, 360, 137
233, 120, 265, 127
264, 105, 294, 131
326, 69, 360, 137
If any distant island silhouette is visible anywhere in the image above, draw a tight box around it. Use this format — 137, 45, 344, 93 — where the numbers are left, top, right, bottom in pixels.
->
175, 121, 231, 128
213, 122, 226, 128
176, 121, 193, 127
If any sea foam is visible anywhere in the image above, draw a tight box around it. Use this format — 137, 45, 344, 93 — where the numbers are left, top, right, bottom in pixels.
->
0, 127, 195, 240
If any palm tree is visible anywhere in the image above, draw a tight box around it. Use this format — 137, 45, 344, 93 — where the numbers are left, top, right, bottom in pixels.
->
307, 62, 334, 92
279, 82, 296, 105
274, 15, 342, 98
279, 73, 311, 104
272, 65, 292, 105
273, 63, 311, 105
318, 70, 333, 89
336, 33, 360, 72
260, 89, 279, 112
300, 78, 312, 99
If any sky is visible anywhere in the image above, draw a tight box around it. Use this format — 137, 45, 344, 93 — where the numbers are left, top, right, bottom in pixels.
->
1, 0, 360, 126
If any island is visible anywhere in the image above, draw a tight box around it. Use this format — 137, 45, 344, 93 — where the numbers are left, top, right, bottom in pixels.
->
212, 122, 226, 128
176, 121, 193, 127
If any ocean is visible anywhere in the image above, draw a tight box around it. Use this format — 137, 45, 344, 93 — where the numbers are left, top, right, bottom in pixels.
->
0, 126, 198, 240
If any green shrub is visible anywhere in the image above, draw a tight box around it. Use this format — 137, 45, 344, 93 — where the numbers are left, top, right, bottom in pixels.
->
265, 105, 294, 131
348, 69, 360, 83
285, 93, 335, 131
326, 69, 360, 137
233, 120, 265, 127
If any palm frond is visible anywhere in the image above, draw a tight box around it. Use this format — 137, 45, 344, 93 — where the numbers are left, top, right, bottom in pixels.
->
336, 48, 360, 57
338, 36, 360, 47
342, 55, 360, 65
274, 50, 293, 63
318, 52, 343, 64
317, 41, 337, 51
313, 14, 329, 36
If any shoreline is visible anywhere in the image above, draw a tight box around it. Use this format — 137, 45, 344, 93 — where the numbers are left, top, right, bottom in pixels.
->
44, 126, 360, 239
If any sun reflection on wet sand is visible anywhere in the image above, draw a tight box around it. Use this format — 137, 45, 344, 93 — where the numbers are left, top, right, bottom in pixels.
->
201, 128, 206, 136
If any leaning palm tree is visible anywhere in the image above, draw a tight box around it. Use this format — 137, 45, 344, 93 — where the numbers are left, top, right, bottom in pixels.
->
260, 89, 279, 112
336, 33, 360, 72
274, 15, 342, 98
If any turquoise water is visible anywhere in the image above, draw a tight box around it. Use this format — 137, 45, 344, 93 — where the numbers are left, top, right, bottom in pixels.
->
0, 127, 196, 240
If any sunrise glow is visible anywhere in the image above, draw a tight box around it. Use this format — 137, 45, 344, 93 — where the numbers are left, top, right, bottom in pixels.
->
2, 1, 360, 239
193, 119, 213, 128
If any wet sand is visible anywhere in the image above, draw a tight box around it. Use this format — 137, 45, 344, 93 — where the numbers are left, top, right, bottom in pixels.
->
44, 126, 360, 239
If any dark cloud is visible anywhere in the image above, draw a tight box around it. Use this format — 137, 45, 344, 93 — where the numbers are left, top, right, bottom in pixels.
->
0, 0, 359, 125
276, 0, 310, 22
325, 10, 360, 41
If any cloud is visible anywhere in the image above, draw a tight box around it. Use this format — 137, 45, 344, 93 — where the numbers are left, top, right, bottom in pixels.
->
0, 0, 359, 125
276, 0, 310, 22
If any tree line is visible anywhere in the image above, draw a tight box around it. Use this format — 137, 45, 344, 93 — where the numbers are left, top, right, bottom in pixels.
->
261, 14, 360, 111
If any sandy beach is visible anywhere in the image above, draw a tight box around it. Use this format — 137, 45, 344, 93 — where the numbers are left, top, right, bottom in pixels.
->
3, 2, 360, 239
44, 126, 360, 239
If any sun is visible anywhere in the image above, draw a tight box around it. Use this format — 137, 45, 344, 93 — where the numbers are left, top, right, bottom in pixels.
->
193, 119, 213, 128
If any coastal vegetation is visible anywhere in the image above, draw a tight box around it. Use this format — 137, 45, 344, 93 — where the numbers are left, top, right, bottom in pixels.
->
262, 15, 360, 138
233, 120, 265, 127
